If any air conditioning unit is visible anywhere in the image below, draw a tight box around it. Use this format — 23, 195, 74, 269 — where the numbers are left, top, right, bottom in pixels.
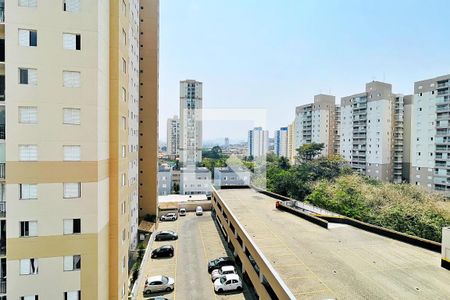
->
442, 227, 450, 270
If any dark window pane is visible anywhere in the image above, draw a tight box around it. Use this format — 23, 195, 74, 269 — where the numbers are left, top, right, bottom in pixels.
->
74, 255, 81, 270
19, 69, 28, 84
30, 31, 37, 46
76, 34, 81, 50
73, 219, 81, 233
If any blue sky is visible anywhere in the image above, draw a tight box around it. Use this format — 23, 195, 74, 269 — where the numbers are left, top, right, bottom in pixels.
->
160, 0, 450, 143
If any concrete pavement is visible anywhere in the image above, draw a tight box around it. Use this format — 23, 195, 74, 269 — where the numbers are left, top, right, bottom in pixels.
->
137, 211, 251, 300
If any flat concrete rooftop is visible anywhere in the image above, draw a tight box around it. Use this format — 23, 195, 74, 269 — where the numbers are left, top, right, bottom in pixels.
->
216, 188, 450, 299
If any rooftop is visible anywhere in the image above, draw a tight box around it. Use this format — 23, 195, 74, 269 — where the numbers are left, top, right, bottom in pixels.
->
216, 188, 450, 299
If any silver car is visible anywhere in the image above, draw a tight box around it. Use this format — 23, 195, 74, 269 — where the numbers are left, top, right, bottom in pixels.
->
143, 275, 175, 294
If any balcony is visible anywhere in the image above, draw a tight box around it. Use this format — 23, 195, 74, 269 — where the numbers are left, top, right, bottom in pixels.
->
0, 279, 5, 294
0, 1, 4, 23
0, 201, 4, 218
0, 164, 4, 180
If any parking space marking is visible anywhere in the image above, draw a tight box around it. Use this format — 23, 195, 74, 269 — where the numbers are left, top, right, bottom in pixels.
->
173, 219, 180, 300
198, 223, 218, 300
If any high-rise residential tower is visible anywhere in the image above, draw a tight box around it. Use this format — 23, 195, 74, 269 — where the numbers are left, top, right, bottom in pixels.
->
166, 115, 180, 156
339, 81, 410, 182
287, 121, 296, 163
294, 94, 336, 157
2, 1, 159, 299
247, 127, 269, 159
274, 127, 289, 157
411, 74, 450, 192
179, 80, 202, 166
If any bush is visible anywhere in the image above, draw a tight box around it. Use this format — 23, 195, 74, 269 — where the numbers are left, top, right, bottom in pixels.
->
305, 175, 450, 242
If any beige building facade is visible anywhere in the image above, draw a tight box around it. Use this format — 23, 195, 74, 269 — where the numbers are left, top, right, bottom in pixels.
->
2, 1, 159, 299
294, 94, 336, 157
411, 74, 450, 192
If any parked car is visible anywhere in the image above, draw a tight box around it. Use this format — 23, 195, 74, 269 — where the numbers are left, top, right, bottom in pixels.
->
151, 245, 174, 258
155, 230, 178, 241
143, 275, 175, 294
148, 297, 169, 300
160, 212, 177, 221
214, 274, 242, 293
211, 265, 237, 281
179, 208, 186, 216
208, 256, 235, 273
196, 206, 203, 216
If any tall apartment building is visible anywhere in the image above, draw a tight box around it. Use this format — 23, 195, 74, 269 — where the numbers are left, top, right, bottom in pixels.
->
247, 127, 269, 159
274, 127, 288, 157
338, 81, 411, 182
294, 94, 336, 157
166, 115, 180, 156
411, 74, 450, 192
179, 80, 202, 166
1, 1, 159, 299
287, 121, 296, 163
334, 105, 341, 155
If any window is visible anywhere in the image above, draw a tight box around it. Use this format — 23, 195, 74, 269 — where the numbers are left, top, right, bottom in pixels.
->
122, 58, 127, 73
63, 218, 81, 234
122, 116, 127, 130
63, 0, 80, 12
63, 145, 81, 161
63, 183, 81, 199
20, 258, 38, 275
19, 145, 38, 161
121, 145, 126, 158
19, 106, 38, 124
121, 173, 126, 186
122, 87, 127, 102
63, 71, 81, 87
63, 108, 81, 125
20, 296, 39, 300
63, 33, 81, 50
20, 184, 37, 200
64, 291, 81, 300
121, 0, 127, 13
64, 255, 81, 271
122, 28, 126, 45
19, 29, 37, 47
18, 0, 37, 7
20, 221, 38, 237
19, 68, 38, 85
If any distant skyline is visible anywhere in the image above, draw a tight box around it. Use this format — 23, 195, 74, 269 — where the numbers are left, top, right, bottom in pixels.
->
160, 0, 450, 142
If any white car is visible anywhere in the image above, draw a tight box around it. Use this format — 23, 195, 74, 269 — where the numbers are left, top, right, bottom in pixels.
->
160, 212, 177, 221
196, 206, 203, 216
211, 265, 237, 281
143, 275, 175, 294
214, 274, 242, 293
179, 208, 186, 216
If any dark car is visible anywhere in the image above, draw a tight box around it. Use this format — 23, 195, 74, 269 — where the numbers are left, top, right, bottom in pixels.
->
155, 230, 178, 241
208, 257, 235, 273
151, 245, 174, 258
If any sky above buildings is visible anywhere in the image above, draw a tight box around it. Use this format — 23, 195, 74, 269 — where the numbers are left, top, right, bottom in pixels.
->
160, 0, 450, 143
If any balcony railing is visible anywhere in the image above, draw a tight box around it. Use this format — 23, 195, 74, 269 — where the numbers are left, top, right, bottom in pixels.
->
0, 164, 4, 180
0, 4, 4, 23
0, 239, 4, 256
0, 279, 5, 294
0, 201, 4, 218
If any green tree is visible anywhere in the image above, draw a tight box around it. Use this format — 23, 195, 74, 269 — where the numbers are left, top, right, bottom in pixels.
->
296, 143, 324, 161
278, 156, 290, 170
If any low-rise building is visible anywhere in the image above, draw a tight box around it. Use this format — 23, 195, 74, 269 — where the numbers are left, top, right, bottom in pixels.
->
214, 167, 251, 187
180, 167, 212, 196
158, 166, 173, 195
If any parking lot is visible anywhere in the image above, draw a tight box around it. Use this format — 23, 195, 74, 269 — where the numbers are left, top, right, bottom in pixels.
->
138, 211, 254, 300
